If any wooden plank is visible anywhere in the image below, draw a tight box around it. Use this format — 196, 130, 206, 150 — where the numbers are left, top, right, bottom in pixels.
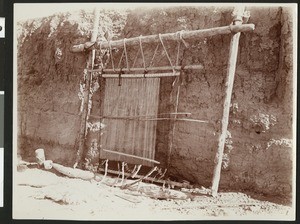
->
74, 8, 100, 167
211, 6, 246, 197
71, 24, 255, 52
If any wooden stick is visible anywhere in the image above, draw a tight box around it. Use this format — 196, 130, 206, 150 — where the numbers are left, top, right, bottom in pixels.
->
121, 166, 158, 189
114, 194, 141, 203
102, 148, 160, 164
121, 162, 125, 185
89, 112, 191, 119
167, 77, 181, 169
161, 203, 263, 210
211, 6, 245, 197
89, 64, 203, 73
100, 159, 108, 183
143, 117, 208, 123
98, 72, 180, 78
98, 167, 191, 188
71, 24, 255, 52
132, 164, 142, 178
88, 115, 208, 123
74, 8, 100, 167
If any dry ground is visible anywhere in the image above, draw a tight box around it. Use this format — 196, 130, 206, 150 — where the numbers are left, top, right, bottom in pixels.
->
13, 168, 293, 221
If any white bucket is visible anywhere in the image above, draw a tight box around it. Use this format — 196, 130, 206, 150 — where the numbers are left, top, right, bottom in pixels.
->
35, 148, 45, 165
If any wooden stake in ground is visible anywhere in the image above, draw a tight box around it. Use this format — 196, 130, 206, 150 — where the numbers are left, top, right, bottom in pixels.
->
211, 6, 248, 197
74, 8, 100, 167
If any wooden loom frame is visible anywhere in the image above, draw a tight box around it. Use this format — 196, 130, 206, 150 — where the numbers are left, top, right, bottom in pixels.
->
72, 6, 254, 196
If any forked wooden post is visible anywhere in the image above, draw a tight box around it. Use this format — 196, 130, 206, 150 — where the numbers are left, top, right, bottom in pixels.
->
211, 6, 246, 197
74, 8, 100, 167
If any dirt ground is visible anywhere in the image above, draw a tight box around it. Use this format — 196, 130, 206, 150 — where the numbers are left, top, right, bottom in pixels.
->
14, 167, 293, 220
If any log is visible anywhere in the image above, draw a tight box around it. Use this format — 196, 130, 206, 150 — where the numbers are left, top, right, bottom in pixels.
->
74, 8, 100, 167
211, 6, 245, 197
52, 163, 95, 180
71, 24, 255, 52
102, 148, 160, 164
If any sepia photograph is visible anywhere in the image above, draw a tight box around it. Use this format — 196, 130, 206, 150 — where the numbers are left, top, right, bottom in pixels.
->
13, 3, 296, 220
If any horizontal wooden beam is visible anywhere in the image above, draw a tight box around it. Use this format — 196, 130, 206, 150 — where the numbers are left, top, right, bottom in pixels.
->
88, 114, 208, 123
89, 64, 204, 73
71, 24, 255, 52
99, 72, 179, 78
102, 149, 160, 164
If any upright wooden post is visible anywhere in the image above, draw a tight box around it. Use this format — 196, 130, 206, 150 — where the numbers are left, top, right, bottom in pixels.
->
211, 6, 246, 196
74, 8, 100, 167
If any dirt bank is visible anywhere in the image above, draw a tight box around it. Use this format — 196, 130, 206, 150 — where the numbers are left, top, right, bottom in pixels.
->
16, 6, 294, 204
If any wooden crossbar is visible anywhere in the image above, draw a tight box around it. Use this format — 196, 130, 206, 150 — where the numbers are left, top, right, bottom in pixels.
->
89, 64, 203, 73
102, 149, 160, 164
71, 24, 255, 52
99, 72, 179, 78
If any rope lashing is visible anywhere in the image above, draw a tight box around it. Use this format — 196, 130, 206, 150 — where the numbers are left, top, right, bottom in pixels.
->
175, 33, 181, 66
131, 47, 140, 68
123, 38, 129, 70
158, 33, 175, 73
139, 35, 147, 71
117, 49, 125, 69
118, 68, 123, 86
108, 41, 115, 72
148, 43, 160, 68
144, 68, 148, 78
177, 30, 189, 48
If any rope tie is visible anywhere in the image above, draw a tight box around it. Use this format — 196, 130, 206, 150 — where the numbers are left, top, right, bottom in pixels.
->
148, 43, 160, 68
118, 68, 123, 86
177, 30, 189, 48
108, 41, 115, 72
175, 34, 181, 67
123, 38, 129, 71
117, 49, 125, 69
131, 47, 140, 68
139, 35, 146, 71
159, 33, 175, 73
144, 69, 148, 78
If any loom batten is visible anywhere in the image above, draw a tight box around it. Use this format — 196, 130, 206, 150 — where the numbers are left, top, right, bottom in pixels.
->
102, 149, 160, 164
99, 72, 180, 78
